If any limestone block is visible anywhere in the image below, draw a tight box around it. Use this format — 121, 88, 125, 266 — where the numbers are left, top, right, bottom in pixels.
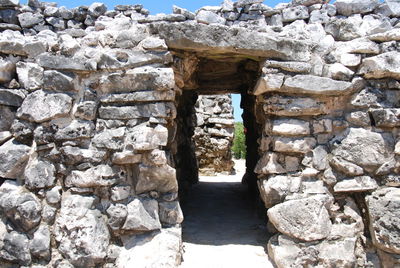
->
292, 0, 324, 7
30, 225, 50, 259
258, 175, 301, 208
98, 103, 176, 120
116, 227, 181, 268
65, 165, 119, 188
0, 30, 27, 56
331, 128, 394, 173
61, 146, 106, 165
43, 70, 75, 92
0, 231, 31, 266
268, 196, 332, 241
196, 10, 226, 25
370, 108, 400, 127
37, 53, 96, 71
0, 88, 25, 107
271, 119, 310, 136
122, 198, 161, 231
74, 101, 98, 121
282, 6, 309, 22
125, 124, 168, 151
335, 0, 380, 16
16, 62, 43, 91
54, 120, 95, 141
24, 159, 56, 190
110, 185, 131, 202
55, 194, 109, 267
88, 2, 107, 17
263, 60, 312, 73
0, 139, 30, 179
318, 238, 357, 267
253, 73, 284, 95
254, 152, 285, 175
386, 0, 400, 17
0, 0, 19, 7
334, 176, 378, 192
92, 127, 125, 150
263, 95, 328, 116
17, 12, 44, 28
366, 187, 400, 254
0, 57, 16, 83
100, 91, 175, 104
369, 29, 400, 42
283, 75, 353, 95
135, 163, 178, 194
274, 137, 316, 154
329, 156, 364, 176
98, 67, 175, 93
159, 201, 184, 225
346, 111, 371, 126
359, 52, 400, 79
17, 90, 72, 123
106, 203, 127, 231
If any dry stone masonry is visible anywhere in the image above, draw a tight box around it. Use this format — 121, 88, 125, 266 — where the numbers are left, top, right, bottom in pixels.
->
193, 94, 235, 175
0, 0, 399, 267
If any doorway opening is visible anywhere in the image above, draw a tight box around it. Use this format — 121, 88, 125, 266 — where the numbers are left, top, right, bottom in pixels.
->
172, 54, 271, 266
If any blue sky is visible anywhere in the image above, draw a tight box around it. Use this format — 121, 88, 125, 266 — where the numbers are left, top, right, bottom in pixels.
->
41, 0, 288, 122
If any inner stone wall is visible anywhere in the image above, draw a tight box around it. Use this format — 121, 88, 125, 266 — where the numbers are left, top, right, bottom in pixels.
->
193, 94, 235, 175
0, 0, 399, 267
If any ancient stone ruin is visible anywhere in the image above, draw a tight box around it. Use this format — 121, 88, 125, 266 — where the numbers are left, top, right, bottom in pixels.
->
193, 94, 235, 175
0, 0, 400, 267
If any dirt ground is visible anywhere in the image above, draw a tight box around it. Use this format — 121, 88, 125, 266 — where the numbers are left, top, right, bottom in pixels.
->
179, 159, 274, 268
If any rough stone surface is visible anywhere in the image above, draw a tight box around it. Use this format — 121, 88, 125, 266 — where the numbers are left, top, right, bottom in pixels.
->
24, 159, 56, 190
283, 75, 353, 95
359, 52, 400, 79
366, 187, 400, 254
268, 196, 332, 241
0, 139, 30, 179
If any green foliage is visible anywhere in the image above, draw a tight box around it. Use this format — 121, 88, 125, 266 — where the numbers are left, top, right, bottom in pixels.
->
232, 122, 246, 159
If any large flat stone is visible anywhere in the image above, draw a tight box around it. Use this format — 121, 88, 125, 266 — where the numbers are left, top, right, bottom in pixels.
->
268, 196, 332, 241
359, 52, 400, 79
134, 164, 178, 194
0, 139, 30, 179
282, 75, 353, 95
16, 90, 72, 123
335, 0, 380, 16
334, 176, 378, 193
98, 103, 176, 120
366, 187, 400, 254
155, 21, 312, 61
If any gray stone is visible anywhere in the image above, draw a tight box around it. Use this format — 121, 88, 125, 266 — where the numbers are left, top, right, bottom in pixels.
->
0, 31, 26, 56
55, 194, 110, 267
112, 151, 141, 165
274, 137, 316, 154
98, 67, 175, 93
61, 145, 104, 165
74, 101, 98, 121
370, 108, 400, 127
0, 139, 30, 179
135, 164, 178, 194
369, 28, 400, 42
54, 120, 95, 141
0, 0, 18, 7
386, 0, 400, 17
263, 95, 329, 116
30, 225, 50, 258
282, 6, 309, 22
125, 124, 168, 151
100, 91, 175, 104
255, 152, 285, 175
92, 127, 125, 151
346, 111, 371, 126
88, 2, 107, 17
46, 186, 61, 204
235, 0, 263, 8
283, 75, 353, 95
335, 0, 380, 16
37, 53, 96, 72
196, 10, 226, 25
110, 185, 131, 201
264, 60, 312, 73
359, 52, 400, 79
116, 227, 181, 268
0, 57, 16, 83
122, 198, 161, 231
268, 196, 332, 241
0, 231, 31, 266
350, 88, 385, 108
318, 238, 357, 267
253, 73, 284, 95
0, 105, 15, 132
18, 12, 44, 28
0, 88, 25, 107
159, 201, 184, 225
172, 5, 195, 19
65, 165, 119, 188
366, 187, 400, 254
292, 0, 324, 6
24, 159, 56, 190
43, 70, 75, 92
258, 175, 301, 208
271, 119, 310, 136
331, 128, 394, 172
330, 156, 364, 176
16, 62, 43, 91
334, 176, 378, 192
17, 90, 72, 123
106, 203, 127, 231
155, 21, 312, 62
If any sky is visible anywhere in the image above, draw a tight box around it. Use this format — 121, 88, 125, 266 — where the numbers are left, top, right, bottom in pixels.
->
37, 0, 288, 122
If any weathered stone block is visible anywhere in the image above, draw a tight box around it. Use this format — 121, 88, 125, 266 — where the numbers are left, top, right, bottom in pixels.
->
99, 103, 176, 120
283, 75, 353, 95
282, 6, 309, 22
271, 119, 310, 136
65, 165, 119, 188
16, 61, 43, 91
135, 163, 177, 194
24, 159, 56, 190
359, 52, 400, 79
268, 196, 332, 241
274, 137, 316, 154
334, 176, 378, 193
335, 0, 380, 16
0, 139, 30, 179
17, 90, 72, 123
122, 198, 161, 231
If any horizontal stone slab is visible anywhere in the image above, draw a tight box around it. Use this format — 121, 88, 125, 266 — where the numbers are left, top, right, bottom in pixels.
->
334, 176, 378, 193
98, 102, 176, 120
370, 108, 400, 128
282, 75, 354, 95
37, 53, 96, 72
359, 52, 400, 79
262, 95, 330, 116
154, 21, 312, 62
369, 29, 400, 42
100, 91, 175, 103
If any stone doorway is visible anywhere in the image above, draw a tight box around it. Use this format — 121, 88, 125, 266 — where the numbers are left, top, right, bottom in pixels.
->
171, 53, 270, 266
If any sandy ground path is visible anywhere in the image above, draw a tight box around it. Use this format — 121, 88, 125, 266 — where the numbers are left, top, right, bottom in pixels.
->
179, 159, 274, 268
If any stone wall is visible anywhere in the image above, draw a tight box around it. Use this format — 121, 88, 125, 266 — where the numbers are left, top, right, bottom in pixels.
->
0, 0, 399, 267
193, 94, 235, 175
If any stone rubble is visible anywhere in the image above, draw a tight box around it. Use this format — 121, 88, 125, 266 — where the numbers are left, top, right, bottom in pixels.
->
0, 0, 398, 267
